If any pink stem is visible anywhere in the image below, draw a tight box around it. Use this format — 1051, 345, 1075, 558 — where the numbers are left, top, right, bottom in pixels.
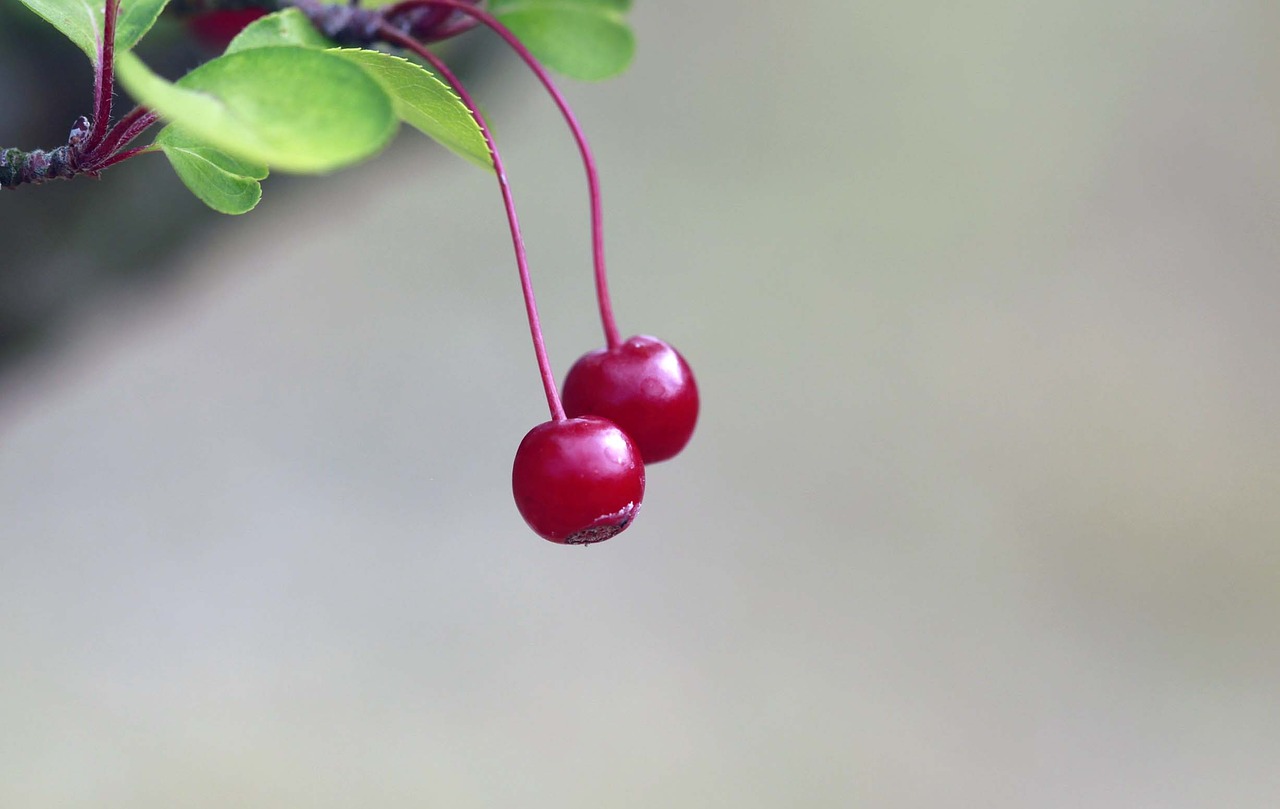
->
86, 0, 122, 155
91, 108, 159, 165
422, 17, 479, 42
388, 0, 623, 349
377, 22, 566, 422
93, 144, 154, 170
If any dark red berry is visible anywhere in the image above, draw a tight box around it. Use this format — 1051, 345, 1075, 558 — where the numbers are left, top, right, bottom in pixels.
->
512, 416, 645, 544
187, 10, 267, 51
562, 335, 698, 464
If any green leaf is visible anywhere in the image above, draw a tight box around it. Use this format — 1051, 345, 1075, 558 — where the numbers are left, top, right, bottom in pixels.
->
217, 17, 490, 170
15, 0, 170, 66
155, 126, 268, 215
492, 2, 635, 81
490, 0, 631, 11
116, 47, 397, 174
329, 49, 492, 171
225, 8, 335, 53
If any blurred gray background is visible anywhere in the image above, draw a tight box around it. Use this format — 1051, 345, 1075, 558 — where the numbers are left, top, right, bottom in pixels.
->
2, 1, 1278, 806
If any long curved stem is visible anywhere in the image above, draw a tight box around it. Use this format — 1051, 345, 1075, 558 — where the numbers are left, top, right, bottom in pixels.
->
377, 22, 566, 422
387, 0, 622, 349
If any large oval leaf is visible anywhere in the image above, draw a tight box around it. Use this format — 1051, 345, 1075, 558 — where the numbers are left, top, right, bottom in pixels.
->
218, 14, 489, 170
490, 0, 631, 12
16, 0, 170, 66
226, 7, 335, 53
116, 47, 397, 173
492, 2, 634, 81
329, 49, 492, 171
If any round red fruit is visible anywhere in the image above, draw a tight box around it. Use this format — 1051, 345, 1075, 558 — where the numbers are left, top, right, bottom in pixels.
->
562, 335, 698, 464
512, 417, 645, 544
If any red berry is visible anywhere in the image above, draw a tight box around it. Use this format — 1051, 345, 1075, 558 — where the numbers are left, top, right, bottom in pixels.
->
512, 417, 645, 544
186, 10, 267, 51
562, 335, 698, 464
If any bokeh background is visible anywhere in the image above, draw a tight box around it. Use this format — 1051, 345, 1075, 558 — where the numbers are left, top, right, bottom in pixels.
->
3, 2, 1279, 806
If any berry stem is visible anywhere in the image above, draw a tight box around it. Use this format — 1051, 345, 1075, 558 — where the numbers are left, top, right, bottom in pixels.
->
387, 0, 623, 349
377, 22, 566, 422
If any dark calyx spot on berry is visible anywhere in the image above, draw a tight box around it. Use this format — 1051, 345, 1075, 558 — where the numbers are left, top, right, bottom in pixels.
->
565, 512, 634, 545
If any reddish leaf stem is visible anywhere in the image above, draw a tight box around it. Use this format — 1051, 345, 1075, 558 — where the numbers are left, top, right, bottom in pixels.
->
94, 144, 154, 170
93, 107, 159, 163
377, 22, 567, 422
86, 0, 123, 156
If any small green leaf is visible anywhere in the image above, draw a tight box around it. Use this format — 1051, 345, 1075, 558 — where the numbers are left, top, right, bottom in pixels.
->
492, 3, 635, 81
155, 126, 268, 215
116, 47, 397, 174
226, 8, 335, 53
330, 49, 492, 171
16, 0, 170, 66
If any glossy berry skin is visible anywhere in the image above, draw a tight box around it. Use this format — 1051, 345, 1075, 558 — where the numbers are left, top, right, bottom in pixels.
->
512, 417, 645, 544
187, 10, 267, 51
562, 335, 699, 464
